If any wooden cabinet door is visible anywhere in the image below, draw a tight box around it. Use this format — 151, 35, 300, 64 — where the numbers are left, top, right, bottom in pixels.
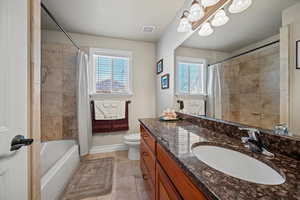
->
156, 163, 182, 200
141, 159, 155, 200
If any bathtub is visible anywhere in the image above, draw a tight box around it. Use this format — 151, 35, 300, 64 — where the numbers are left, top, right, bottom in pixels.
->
41, 140, 80, 200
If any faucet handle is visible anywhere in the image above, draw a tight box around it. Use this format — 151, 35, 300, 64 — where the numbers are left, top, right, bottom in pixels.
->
239, 127, 260, 140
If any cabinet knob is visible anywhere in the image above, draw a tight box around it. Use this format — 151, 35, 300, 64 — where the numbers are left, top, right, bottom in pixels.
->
142, 174, 148, 180
142, 152, 148, 156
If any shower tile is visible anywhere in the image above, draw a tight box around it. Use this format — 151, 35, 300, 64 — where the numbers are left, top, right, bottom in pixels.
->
222, 78, 240, 94
239, 93, 260, 114
228, 94, 240, 112
42, 45, 64, 68
239, 74, 260, 94
225, 64, 240, 78
42, 91, 63, 116
258, 45, 279, 57
259, 71, 280, 94
63, 94, 76, 116
63, 69, 76, 95
228, 111, 240, 122
62, 115, 77, 139
41, 115, 63, 141
42, 66, 63, 92
63, 45, 77, 69
260, 92, 280, 115
260, 114, 280, 130
261, 53, 280, 73
239, 111, 261, 127
239, 59, 260, 76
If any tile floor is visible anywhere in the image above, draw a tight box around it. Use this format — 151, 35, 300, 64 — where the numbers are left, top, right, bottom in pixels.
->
78, 151, 150, 200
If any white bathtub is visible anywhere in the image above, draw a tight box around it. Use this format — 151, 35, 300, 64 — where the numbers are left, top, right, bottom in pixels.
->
41, 140, 80, 200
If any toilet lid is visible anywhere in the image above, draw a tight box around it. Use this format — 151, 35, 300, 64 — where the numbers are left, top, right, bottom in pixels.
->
124, 134, 140, 142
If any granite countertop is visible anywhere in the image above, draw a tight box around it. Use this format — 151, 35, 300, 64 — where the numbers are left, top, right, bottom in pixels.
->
139, 118, 300, 200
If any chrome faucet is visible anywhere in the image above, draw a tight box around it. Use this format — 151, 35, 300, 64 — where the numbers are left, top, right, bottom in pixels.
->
274, 123, 290, 136
239, 127, 274, 157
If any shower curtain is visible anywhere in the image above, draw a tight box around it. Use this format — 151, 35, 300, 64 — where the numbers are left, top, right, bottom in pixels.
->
76, 50, 92, 156
207, 64, 222, 119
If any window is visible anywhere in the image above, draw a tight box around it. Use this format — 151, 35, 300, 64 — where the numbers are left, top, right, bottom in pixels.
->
176, 57, 206, 95
90, 48, 132, 95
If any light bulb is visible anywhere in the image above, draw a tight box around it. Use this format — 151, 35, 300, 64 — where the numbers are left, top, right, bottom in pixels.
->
188, 0, 204, 22
229, 0, 252, 14
211, 9, 229, 27
177, 11, 192, 33
202, 0, 221, 8
198, 22, 214, 36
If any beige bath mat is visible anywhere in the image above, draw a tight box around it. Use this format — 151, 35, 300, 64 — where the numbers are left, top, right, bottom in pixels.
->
62, 157, 114, 200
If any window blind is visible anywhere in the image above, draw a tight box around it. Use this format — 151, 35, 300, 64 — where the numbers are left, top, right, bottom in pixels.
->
178, 62, 204, 94
94, 55, 129, 94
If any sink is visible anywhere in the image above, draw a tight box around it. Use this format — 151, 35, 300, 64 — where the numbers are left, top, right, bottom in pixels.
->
192, 145, 285, 185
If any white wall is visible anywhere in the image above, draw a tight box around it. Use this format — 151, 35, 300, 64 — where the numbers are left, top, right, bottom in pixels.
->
282, 2, 300, 136
176, 46, 229, 64
42, 30, 156, 146
156, 0, 198, 116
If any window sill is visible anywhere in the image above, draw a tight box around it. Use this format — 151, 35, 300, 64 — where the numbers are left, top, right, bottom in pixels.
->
90, 93, 133, 99
175, 93, 207, 97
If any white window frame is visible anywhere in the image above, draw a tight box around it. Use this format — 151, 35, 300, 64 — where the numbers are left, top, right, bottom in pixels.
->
89, 48, 133, 97
175, 56, 207, 96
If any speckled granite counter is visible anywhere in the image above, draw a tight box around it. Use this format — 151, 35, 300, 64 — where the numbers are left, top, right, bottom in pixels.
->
139, 118, 300, 200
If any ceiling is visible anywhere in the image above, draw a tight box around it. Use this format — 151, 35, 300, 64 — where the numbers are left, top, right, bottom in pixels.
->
41, 0, 185, 42
182, 0, 299, 52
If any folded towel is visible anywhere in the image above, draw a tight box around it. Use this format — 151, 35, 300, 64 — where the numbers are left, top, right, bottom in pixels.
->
94, 101, 126, 120
183, 100, 205, 116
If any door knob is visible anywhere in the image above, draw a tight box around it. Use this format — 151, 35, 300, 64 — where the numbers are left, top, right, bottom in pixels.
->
10, 135, 33, 151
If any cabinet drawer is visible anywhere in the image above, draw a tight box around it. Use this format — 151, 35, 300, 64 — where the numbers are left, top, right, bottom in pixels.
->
141, 140, 156, 184
140, 159, 155, 200
140, 125, 156, 153
157, 143, 207, 200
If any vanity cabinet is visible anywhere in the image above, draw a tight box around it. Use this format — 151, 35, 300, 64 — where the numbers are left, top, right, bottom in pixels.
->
156, 163, 182, 200
140, 125, 208, 200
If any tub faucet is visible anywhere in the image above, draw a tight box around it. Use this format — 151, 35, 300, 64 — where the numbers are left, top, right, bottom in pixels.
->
239, 127, 274, 157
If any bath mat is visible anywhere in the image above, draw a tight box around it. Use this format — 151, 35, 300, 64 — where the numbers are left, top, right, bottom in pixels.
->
62, 157, 114, 200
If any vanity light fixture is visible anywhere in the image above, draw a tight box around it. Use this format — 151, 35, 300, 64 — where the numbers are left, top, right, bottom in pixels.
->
202, 0, 221, 8
198, 22, 214, 36
177, 10, 192, 33
188, 0, 205, 22
229, 0, 252, 14
211, 9, 229, 27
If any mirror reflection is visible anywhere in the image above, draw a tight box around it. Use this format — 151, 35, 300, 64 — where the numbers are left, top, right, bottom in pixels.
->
175, 0, 299, 135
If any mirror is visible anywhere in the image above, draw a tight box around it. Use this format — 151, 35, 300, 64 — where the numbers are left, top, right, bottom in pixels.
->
175, 0, 300, 137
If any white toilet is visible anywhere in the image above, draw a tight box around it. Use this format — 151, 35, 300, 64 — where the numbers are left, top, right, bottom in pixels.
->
124, 133, 141, 160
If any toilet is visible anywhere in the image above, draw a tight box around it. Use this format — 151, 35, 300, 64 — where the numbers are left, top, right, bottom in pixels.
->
124, 133, 141, 160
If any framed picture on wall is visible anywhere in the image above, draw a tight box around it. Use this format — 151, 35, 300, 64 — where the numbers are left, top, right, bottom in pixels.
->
297, 40, 300, 69
157, 59, 163, 74
161, 74, 169, 89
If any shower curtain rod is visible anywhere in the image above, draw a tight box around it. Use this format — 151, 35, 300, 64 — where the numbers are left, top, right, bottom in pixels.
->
208, 40, 280, 66
41, 2, 81, 51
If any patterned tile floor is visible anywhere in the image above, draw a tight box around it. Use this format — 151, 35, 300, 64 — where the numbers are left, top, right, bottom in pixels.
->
74, 151, 150, 200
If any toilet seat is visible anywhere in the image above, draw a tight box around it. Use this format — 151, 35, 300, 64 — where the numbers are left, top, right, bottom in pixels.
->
124, 134, 140, 142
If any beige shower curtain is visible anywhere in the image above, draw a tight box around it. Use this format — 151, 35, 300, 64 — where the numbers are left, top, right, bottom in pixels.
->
76, 50, 92, 156
207, 64, 222, 119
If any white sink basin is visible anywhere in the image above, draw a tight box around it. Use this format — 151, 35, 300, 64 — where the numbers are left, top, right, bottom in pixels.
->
192, 145, 285, 185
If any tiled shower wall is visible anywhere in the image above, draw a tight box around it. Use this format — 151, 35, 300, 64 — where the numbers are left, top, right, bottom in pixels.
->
41, 43, 79, 141
220, 44, 280, 130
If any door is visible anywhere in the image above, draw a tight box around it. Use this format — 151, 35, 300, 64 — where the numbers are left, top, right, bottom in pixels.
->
0, 0, 30, 199
156, 164, 182, 200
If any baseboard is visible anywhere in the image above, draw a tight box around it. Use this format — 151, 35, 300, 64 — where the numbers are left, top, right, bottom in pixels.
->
89, 143, 128, 154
